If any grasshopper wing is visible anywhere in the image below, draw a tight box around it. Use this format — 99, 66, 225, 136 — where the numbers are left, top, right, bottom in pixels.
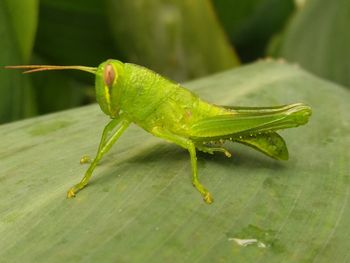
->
189, 103, 311, 160
190, 103, 311, 138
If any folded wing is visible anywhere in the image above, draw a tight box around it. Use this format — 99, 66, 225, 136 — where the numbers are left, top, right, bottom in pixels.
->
190, 103, 311, 160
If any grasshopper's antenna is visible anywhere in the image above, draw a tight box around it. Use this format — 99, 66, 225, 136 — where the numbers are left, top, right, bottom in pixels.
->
5, 65, 97, 74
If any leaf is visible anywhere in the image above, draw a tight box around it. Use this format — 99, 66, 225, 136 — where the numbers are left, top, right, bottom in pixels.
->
1, 61, 350, 262
106, 0, 240, 81
268, 0, 350, 88
212, 0, 295, 61
5, 0, 39, 62
0, 0, 38, 123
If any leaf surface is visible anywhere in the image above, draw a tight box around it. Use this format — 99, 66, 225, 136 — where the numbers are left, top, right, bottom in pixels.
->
0, 61, 349, 262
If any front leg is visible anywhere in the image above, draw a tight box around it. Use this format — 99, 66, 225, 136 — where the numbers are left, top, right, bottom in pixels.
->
152, 127, 213, 204
67, 117, 130, 198
79, 118, 122, 164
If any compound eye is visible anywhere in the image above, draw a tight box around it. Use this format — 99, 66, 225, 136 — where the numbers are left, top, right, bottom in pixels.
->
104, 64, 115, 87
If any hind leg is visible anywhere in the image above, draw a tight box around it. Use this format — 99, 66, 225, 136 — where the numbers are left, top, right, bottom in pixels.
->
196, 143, 232, 158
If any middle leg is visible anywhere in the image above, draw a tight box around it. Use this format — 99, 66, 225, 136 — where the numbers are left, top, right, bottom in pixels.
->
152, 127, 214, 204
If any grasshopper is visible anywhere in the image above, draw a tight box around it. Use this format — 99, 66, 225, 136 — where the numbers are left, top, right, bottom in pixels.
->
7, 60, 312, 204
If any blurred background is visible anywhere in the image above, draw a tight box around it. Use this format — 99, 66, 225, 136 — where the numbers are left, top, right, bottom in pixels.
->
0, 0, 348, 124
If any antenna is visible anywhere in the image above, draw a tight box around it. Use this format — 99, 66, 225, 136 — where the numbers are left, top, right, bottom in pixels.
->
5, 65, 97, 74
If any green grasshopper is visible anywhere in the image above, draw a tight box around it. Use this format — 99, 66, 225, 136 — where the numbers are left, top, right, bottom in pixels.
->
7, 60, 312, 204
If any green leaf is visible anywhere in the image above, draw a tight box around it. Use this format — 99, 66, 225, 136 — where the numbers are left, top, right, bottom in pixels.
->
212, 0, 295, 61
0, 0, 38, 123
106, 0, 240, 81
1, 61, 349, 262
5, 0, 39, 62
268, 0, 350, 88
